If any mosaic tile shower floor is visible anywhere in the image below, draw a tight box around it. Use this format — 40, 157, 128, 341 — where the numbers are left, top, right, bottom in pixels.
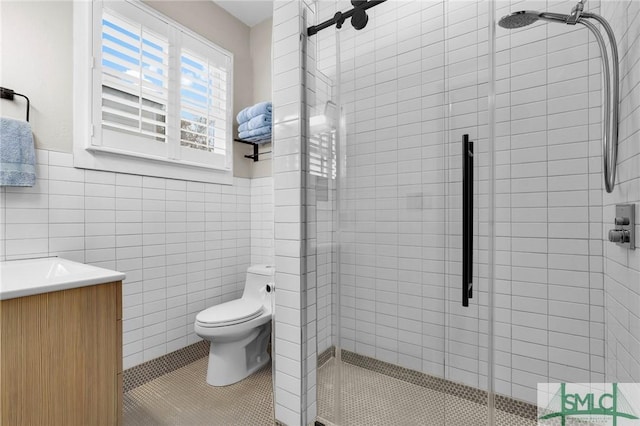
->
317, 358, 536, 426
123, 356, 535, 425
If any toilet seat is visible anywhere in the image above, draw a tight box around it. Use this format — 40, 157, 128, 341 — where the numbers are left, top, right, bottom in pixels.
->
196, 299, 264, 328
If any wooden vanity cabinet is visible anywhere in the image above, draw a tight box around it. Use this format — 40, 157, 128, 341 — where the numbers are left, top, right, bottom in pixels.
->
0, 281, 122, 426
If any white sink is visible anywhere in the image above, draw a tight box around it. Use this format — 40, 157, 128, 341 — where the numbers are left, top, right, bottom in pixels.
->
0, 257, 126, 300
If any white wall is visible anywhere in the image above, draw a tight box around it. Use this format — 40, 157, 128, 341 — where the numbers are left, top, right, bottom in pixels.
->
310, 0, 609, 408
0, 0, 272, 178
249, 18, 275, 179
271, 1, 312, 424
251, 18, 274, 105
493, 0, 606, 403
0, 0, 275, 370
602, 0, 640, 384
307, 173, 337, 357
0, 149, 252, 369
251, 176, 275, 265
306, 67, 338, 357
0, 1, 72, 153
317, 0, 488, 387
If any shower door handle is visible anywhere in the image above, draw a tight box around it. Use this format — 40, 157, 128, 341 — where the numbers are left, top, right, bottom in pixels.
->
462, 134, 473, 307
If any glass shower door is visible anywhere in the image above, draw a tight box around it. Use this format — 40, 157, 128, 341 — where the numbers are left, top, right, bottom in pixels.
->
307, 0, 495, 424
442, 0, 493, 424
308, 0, 452, 424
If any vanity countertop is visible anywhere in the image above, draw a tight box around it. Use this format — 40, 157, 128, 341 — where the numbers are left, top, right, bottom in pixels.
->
0, 257, 125, 300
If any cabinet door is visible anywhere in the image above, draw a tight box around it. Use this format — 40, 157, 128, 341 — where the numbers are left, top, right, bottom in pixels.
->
1, 282, 121, 426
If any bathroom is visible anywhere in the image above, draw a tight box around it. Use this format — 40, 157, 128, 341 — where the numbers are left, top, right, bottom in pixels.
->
0, 0, 639, 425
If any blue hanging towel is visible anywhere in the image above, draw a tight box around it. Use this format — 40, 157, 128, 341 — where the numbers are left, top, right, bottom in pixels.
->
0, 117, 36, 186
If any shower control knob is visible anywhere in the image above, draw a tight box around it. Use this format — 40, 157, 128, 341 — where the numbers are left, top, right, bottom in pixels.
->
609, 229, 630, 243
615, 217, 630, 226
609, 204, 636, 249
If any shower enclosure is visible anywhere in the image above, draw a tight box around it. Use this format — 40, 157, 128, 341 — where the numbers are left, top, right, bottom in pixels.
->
294, 0, 609, 424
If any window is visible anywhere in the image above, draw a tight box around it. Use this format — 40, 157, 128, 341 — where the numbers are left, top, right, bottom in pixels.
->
99, 6, 169, 152
74, 0, 233, 183
178, 38, 229, 165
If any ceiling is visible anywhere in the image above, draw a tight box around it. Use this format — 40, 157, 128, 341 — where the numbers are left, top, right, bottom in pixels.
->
213, 0, 274, 27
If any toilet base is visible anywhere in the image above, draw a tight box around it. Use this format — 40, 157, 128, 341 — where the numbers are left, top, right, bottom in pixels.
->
205, 323, 271, 386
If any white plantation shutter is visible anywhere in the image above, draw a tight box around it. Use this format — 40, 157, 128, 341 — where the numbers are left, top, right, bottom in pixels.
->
179, 33, 231, 168
91, 0, 232, 171
180, 51, 226, 152
98, 2, 170, 156
101, 12, 168, 141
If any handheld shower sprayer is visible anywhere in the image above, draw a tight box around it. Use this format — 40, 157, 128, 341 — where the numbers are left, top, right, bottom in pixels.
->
498, 0, 620, 193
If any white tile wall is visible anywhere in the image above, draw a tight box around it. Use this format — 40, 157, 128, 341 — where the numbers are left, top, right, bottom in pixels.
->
0, 149, 258, 370
303, 4, 320, 421
317, 0, 486, 389
272, 1, 310, 424
308, 173, 336, 357
492, 0, 605, 404
602, 0, 640, 384
303, 3, 340, 420
251, 176, 275, 265
309, 0, 608, 408
1, 1, 630, 423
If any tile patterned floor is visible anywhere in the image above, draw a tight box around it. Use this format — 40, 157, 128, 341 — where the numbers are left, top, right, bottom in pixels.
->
317, 358, 537, 426
123, 356, 535, 426
124, 341, 209, 393
123, 357, 274, 426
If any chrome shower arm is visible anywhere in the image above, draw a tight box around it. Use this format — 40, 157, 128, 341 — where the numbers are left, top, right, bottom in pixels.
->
581, 13, 620, 193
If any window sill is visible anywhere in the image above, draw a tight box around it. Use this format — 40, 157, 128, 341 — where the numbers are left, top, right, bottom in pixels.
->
73, 145, 234, 185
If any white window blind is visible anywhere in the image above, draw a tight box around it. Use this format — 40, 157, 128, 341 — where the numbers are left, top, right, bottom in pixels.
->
178, 33, 231, 167
180, 49, 227, 155
101, 10, 169, 143
89, 0, 233, 173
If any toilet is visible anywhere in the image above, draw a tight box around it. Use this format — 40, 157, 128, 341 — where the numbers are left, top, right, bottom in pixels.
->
194, 265, 274, 386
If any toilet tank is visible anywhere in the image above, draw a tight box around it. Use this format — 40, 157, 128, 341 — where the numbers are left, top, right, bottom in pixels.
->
243, 265, 275, 301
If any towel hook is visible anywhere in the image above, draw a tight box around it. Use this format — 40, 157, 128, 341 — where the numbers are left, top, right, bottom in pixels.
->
0, 87, 30, 122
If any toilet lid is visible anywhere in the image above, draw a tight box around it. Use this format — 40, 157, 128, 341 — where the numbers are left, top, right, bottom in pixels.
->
196, 299, 264, 327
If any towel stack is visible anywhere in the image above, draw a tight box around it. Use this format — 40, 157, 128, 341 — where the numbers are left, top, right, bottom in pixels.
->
237, 101, 272, 143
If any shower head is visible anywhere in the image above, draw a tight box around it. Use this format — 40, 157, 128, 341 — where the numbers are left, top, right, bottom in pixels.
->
498, 3, 621, 192
499, 10, 572, 29
498, 10, 541, 28
500, 1, 589, 29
